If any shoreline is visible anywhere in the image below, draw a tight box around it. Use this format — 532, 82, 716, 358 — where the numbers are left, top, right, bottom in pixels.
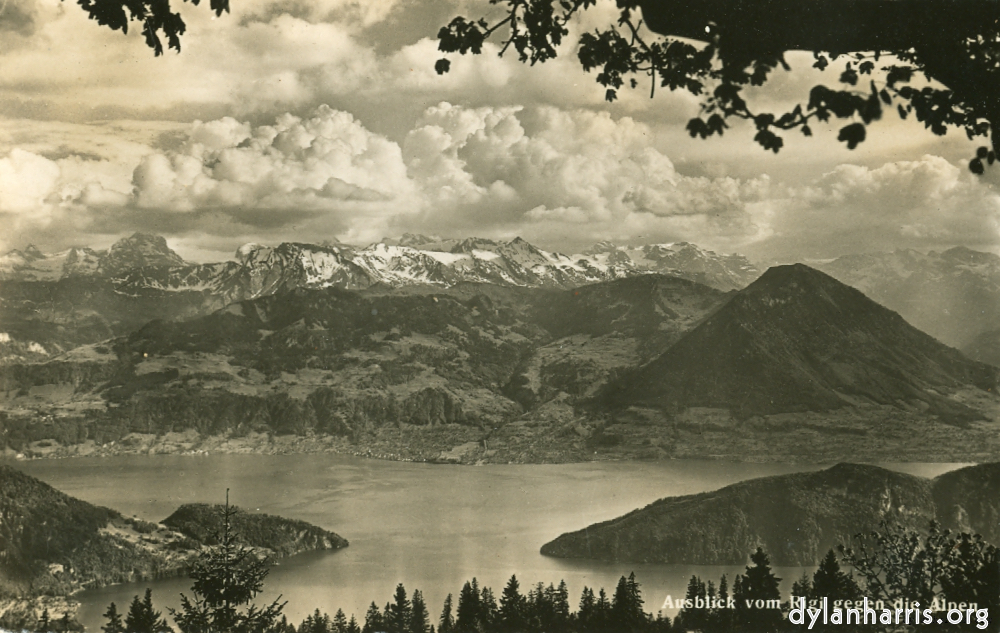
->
1, 428, 993, 466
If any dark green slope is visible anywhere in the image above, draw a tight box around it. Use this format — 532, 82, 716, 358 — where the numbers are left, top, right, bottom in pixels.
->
933, 462, 1000, 545
540, 463, 936, 566
601, 264, 999, 421
0, 466, 347, 598
163, 503, 348, 555
0, 465, 118, 587
541, 462, 1000, 566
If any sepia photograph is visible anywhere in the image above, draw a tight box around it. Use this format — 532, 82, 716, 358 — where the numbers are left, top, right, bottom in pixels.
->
0, 0, 998, 631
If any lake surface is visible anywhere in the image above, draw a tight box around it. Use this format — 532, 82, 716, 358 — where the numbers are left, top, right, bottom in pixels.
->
12, 456, 968, 631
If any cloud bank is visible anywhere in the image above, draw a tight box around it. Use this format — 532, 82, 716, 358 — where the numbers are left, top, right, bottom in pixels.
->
2, 102, 997, 262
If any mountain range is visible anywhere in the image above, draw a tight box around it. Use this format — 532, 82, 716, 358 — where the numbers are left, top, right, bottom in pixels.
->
816, 247, 1000, 358
1, 234, 999, 463
0, 232, 759, 297
539, 462, 1000, 566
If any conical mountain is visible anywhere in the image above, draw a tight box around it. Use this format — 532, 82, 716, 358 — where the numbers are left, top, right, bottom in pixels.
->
602, 263, 999, 420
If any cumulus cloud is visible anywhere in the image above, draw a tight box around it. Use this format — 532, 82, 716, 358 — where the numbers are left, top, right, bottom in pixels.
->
746, 155, 1000, 260
129, 106, 417, 234
1, 99, 998, 264
396, 103, 772, 251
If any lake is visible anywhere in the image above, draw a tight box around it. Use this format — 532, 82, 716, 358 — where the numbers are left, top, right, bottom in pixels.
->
12, 455, 967, 631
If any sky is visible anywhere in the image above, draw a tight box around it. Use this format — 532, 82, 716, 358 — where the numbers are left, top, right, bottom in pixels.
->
0, 0, 998, 264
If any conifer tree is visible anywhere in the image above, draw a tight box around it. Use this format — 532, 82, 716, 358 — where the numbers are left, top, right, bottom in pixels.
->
791, 572, 813, 604
455, 581, 481, 632
362, 602, 383, 633
734, 548, 783, 633
438, 594, 455, 633
812, 549, 860, 603
102, 603, 125, 633
333, 609, 349, 633
594, 588, 612, 633
611, 573, 646, 632
479, 586, 498, 630
677, 576, 706, 631
387, 584, 411, 633
577, 586, 596, 631
347, 615, 362, 633
553, 580, 570, 630
712, 574, 733, 633
125, 589, 172, 633
170, 492, 285, 633
410, 590, 430, 633
498, 576, 526, 632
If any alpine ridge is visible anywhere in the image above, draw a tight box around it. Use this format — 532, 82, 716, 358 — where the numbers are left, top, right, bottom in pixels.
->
0, 234, 759, 301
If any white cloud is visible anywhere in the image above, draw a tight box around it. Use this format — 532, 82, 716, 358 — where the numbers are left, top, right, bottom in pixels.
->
396, 103, 772, 251
746, 155, 1000, 260
129, 106, 418, 230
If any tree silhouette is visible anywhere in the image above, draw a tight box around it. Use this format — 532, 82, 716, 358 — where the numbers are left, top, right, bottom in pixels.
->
812, 549, 861, 604
438, 0, 1000, 171
438, 594, 455, 633
362, 602, 384, 633
169, 491, 286, 633
125, 590, 173, 633
102, 603, 125, 633
734, 548, 783, 633
387, 583, 412, 633
498, 575, 526, 633
69, 0, 230, 55
610, 573, 646, 633
410, 590, 431, 633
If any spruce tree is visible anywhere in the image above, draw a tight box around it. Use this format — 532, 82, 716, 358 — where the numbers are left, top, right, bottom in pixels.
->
791, 572, 813, 604
498, 575, 526, 632
713, 574, 733, 633
611, 574, 646, 632
438, 594, 455, 633
125, 589, 172, 633
553, 580, 570, 630
455, 581, 480, 632
410, 590, 430, 633
812, 549, 860, 603
577, 586, 596, 631
102, 603, 125, 633
479, 586, 498, 630
677, 576, 706, 631
334, 609, 349, 633
387, 583, 411, 633
347, 615, 361, 633
734, 548, 783, 633
170, 491, 285, 633
594, 588, 612, 633
362, 603, 383, 633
